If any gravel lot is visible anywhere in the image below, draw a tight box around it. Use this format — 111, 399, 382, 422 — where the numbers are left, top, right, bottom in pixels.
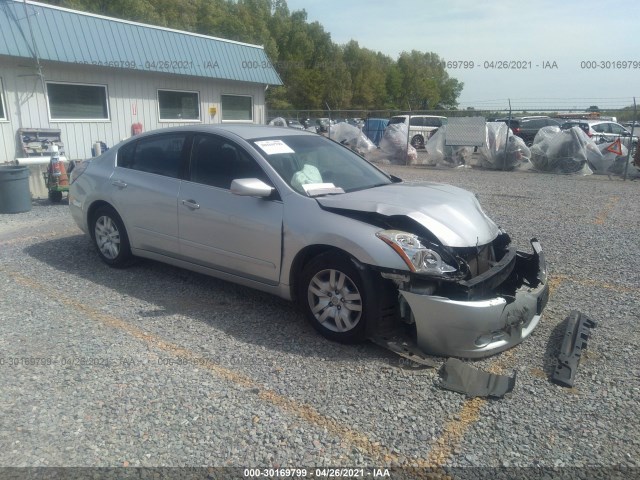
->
0, 167, 638, 479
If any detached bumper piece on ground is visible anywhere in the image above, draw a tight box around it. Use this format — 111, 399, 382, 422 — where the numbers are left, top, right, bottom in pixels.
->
552, 310, 597, 387
438, 358, 516, 398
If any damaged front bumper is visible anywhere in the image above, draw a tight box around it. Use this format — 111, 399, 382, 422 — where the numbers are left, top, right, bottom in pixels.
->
400, 239, 549, 359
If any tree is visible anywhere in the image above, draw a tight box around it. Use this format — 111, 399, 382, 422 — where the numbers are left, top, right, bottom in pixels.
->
39, 0, 465, 110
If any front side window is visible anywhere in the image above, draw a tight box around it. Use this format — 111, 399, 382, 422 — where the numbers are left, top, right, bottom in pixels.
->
388, 117, 406, 125
526, 119, 544, 129
609, 124, 626, 135
158, 90, 200, 121
47, 82, 109, 120
409, 117, 423, 126
189, 134, 268, 189
221, 95, 253, 122
118, 134, 187, 178
0, 78, 6, 120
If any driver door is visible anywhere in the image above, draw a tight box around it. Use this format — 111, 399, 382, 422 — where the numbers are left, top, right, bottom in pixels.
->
178, 134, 283, 284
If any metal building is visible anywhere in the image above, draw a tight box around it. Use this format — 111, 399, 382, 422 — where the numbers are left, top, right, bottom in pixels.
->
0, 0, 283, 164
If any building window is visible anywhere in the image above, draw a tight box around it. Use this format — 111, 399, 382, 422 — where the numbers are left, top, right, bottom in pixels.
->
0, 78, 6, 121
158, 89, 200, 121
46, 82, 109, 120
221, 94, 253, 122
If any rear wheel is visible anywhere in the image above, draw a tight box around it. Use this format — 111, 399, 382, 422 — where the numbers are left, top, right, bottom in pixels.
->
91, 206, 132, 267
411, 135, 425, 149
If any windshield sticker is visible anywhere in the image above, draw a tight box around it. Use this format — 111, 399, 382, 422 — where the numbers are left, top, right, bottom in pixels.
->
302, 183, 345, 196
255, 140, 295, 155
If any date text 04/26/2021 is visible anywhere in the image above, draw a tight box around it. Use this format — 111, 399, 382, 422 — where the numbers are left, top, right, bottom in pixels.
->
243, 468, 391, 478
444, 60, 558, 69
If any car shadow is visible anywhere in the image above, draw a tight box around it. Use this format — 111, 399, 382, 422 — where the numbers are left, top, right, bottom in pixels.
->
24, 234, 407, 366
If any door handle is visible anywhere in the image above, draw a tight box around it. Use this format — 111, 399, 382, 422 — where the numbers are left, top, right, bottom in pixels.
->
111, 180, 127, 188
181, 199, 200, 209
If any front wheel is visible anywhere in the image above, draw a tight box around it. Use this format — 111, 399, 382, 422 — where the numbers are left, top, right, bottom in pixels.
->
298, 253, 370, 343
91, 206, 133, 267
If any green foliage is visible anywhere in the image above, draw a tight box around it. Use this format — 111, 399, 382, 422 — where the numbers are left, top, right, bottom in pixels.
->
40, 0, 463, 110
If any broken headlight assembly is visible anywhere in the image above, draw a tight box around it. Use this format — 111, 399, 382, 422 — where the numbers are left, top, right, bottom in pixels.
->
376, 230, 458, 276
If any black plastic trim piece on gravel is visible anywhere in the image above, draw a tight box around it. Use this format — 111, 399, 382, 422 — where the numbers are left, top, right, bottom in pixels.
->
552, 310, 597, 388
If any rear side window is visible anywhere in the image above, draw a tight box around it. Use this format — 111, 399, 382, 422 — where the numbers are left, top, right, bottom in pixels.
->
423, 118, 443, 127
409, 117, 423, 126
117, 141, 136, 168
117, 134, 187, 178
389, 117, 406, 125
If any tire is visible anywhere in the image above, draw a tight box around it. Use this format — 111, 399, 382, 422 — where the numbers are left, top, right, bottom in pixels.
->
91, 206, 132, 267
411, 135, 425, 149
48, 190, 63, 203
298, 252, 372, 343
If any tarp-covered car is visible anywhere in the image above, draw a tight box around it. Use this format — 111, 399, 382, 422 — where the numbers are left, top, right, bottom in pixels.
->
69, 125, 548, 359
531, 126, 598, 175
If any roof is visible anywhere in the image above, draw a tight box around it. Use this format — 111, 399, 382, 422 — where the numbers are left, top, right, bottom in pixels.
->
122, 124, 313, 143
0, 0, 282, 85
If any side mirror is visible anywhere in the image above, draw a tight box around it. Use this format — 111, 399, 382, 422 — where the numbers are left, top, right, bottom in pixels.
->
230, 178, 274, 197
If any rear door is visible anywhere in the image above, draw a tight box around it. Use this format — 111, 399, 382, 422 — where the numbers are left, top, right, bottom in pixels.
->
110, 133, 189, 255
178, 133, 284, 284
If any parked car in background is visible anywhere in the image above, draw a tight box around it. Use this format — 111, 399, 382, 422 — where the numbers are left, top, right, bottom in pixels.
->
268, 118, 305, 130
560, 120, 638, 151
495, 116, 561, 146
286, 119, 305, 130
388, 115, 447, 149
68, 124, 547, 359
311, 118, 331, 133
300, 118, 318, 133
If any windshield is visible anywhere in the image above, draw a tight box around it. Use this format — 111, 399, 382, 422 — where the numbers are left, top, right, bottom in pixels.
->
250, 135, 392, 196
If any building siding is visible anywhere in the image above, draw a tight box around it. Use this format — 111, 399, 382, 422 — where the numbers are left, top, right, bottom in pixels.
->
0, 56, 266, 162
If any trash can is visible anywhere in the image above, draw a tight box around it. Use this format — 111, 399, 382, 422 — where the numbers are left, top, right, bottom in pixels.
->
0, 165, 32, 213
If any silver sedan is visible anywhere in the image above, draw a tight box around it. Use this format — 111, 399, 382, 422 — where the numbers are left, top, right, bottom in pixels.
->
69, 125, 548, 359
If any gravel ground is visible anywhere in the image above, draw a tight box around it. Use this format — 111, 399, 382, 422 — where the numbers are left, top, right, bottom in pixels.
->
0, 167, 638, 479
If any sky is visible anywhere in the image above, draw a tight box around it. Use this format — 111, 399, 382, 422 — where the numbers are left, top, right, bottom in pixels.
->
285, 0, 640, 110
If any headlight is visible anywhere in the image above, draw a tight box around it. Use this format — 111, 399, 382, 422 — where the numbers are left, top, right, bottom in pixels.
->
376, 230, 457, 275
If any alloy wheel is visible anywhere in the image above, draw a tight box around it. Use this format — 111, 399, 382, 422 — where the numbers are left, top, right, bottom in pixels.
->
307, 269, 363, 332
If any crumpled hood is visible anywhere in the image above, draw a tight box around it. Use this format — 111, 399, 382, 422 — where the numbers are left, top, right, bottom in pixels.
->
316, 182, 499, 247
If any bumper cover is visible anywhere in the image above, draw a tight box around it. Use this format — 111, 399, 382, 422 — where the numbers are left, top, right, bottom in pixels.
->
400, 239, 548, 359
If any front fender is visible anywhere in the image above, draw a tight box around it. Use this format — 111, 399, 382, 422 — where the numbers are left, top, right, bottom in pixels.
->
279, 196, 409, 287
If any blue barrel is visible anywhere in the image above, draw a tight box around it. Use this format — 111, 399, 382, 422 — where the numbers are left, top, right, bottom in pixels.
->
0, 165, 32, 213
